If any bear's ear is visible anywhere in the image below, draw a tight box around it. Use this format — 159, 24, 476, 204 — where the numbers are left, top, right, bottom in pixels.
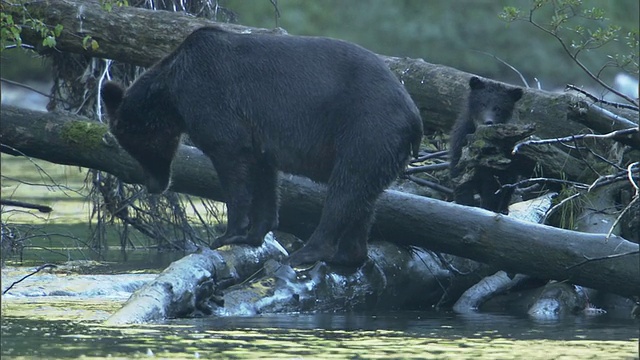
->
102, 82, 125, 113
509, 88, 524, 102
469, 76, 485, 90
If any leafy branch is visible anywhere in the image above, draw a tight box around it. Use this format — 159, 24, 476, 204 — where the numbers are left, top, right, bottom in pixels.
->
1, 1, 63, 51
500, 0, 639, 107
1, 0, 131, 52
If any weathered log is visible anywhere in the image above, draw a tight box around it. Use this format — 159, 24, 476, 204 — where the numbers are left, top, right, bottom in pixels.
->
208, 242, 451, 316
1, 105, 638, 299
453, 271, 530, 313
105, 236, 287, 325
5, 0, 639, 154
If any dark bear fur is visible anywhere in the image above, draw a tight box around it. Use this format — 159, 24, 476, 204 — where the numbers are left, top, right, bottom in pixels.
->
449, 76, 524, 214
102, 26, 423, 267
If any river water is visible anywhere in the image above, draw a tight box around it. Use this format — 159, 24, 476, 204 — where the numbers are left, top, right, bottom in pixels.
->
1, 263, 638, 359
2, 307, 638, 359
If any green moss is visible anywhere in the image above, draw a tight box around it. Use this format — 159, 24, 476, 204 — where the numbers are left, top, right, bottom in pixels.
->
60, 121, 108, 150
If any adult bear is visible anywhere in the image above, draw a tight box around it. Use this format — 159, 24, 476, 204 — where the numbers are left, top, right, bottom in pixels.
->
102, 26, 423, 267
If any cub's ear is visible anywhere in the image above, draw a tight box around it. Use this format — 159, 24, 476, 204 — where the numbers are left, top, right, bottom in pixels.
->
469, 76, 485, 90
101, 82, 125, 118
509, 88, 524, 102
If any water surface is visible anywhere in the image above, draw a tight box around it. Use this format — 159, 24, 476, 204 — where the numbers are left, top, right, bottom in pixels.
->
2, 310, 637, 359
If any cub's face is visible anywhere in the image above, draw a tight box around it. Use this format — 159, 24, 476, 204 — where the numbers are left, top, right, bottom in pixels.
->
468, 77, 523, 126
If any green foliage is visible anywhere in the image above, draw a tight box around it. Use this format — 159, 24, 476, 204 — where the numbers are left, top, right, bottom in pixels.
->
226, 0, 637, 89
82, 35, 100, 51
100, 0, 130, 12
0, 13, 22, 49
500, 0, 639, 76
1, 5, 63, 52
1, 1, 128, 53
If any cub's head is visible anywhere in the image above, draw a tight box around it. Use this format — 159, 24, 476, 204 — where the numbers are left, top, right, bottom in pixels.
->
467, 76, 523, 126
101, 81, 177, 194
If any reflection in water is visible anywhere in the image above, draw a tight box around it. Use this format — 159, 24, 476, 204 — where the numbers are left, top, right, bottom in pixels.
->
2, 312, 638, 359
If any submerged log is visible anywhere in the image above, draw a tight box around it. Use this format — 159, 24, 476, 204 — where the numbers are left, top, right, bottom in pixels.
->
1, 106, 638, 300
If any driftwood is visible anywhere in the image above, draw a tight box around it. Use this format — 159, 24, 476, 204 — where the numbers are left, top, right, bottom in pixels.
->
1, 106, 638, 300
105, 232, 458, 324
208, 241, 452, 317
105, 236, 287, 325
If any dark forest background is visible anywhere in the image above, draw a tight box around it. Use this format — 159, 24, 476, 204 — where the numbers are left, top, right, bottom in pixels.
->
3, 0, 639, 94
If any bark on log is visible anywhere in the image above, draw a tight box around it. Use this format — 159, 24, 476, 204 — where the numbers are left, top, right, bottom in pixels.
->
1, 105, 638, 299
209, 242, 451, 316
105, 237, 287, 325
6, 0, 639, 151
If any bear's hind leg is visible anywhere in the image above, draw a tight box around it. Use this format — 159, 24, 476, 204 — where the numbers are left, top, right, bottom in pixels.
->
208, 149, 254, 248
329, 209, 373, 267
245, 158, 279, 246
286, 193, 353, 267
288, 164, 385, 267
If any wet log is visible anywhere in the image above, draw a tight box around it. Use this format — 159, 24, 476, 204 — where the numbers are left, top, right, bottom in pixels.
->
105, 236, 287, 325
206, 242, 450, 316
1, 105, 638, 300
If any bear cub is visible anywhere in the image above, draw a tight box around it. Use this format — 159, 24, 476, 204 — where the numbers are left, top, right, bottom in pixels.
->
102, 26, 423, 268
449, 76, 524, 214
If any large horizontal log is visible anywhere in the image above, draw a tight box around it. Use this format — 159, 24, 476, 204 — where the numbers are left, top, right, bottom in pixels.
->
1, 105, 638, 298
6, 0, 638, 150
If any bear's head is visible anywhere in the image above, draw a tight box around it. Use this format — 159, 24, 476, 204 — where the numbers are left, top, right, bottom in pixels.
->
101, 82, 178, 194
467, 76, 523, 126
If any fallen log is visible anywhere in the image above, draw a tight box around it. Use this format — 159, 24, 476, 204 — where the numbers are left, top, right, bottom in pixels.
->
105, 236, 287, 325
208, 241, 452, 317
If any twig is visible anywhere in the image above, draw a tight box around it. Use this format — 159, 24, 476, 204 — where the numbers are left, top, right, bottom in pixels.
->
2, 264, 57, 295
473, 50, 529, 88
526, 10, 639, 108
626, 162, 640, 196
0, 199, 52, 213
566, 84, 640, 112
406, 175, 453, 195
412, 150, 448, 163
543, 192, 582, 224
500, 177, 589, 192
513, 128, 639, 154
0, 78, 52, 99
405, 163, 449, 174
269, 0, 280, 27
566, 250, 639, 271
605, 196, 639, 242
604, 162, 640, 242
588, 170, 637, 192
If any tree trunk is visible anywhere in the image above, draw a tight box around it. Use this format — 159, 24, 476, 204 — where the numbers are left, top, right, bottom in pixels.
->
1, 105, 638, 299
